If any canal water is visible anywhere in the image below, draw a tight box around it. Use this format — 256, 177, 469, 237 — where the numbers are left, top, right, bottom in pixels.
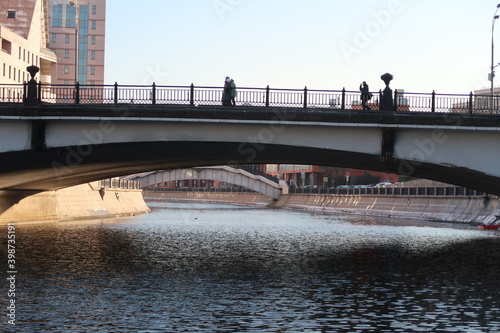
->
2, 201, 500, 332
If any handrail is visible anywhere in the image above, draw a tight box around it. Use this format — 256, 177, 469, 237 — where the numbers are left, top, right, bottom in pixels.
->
143, 185, 487, 198
5, 82, 500, 114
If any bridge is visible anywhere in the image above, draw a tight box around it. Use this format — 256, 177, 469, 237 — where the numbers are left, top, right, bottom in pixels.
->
123, 166, 282, 200
1, 79, 500, 196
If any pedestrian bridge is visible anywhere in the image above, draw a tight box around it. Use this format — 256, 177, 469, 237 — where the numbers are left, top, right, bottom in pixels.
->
124, 166, 282, 200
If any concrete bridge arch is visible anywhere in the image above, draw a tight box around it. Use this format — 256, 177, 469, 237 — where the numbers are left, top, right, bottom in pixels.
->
126, 166, 282, 200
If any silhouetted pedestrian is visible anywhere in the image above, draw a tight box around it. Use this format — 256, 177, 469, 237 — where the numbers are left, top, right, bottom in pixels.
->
360, 81, 372, 110
222, 76, 231, 106
229, 77, 237, 106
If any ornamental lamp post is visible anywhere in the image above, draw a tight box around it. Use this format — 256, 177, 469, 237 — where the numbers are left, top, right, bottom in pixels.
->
490, 4, 500, 112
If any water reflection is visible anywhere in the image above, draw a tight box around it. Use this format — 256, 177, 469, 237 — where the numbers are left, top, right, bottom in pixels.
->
3, 202, 500, 332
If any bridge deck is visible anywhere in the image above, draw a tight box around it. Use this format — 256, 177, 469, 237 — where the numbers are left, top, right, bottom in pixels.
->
1, 104, 500, 128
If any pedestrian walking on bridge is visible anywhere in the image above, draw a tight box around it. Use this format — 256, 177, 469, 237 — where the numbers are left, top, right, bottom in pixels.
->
360, 81, 372, 110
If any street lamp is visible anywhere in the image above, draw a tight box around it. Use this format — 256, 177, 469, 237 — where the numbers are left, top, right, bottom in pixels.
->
490, 4, 500, 112
69, 1, 78, 85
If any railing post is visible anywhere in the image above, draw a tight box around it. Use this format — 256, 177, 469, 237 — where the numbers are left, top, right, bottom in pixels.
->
152, 82, 156, 105
378, 89, 382, 110
25, 65, 39, 105
393, 88, 398, 111
23, 82, 27, 103
265, 85, 270, 107
303, 86, 308, 108
341, 87, 346, 110
431, 90, 435, 112
114, 82, 118, 105
37, 81, 42, 105
469, 91, 473, 114
75, 81, 80, 104
190, 83, 194, 106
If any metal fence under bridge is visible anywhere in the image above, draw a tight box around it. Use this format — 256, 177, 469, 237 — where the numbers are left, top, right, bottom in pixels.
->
4, 82, 500, 114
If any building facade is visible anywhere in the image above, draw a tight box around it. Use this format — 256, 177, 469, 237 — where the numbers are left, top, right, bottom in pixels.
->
47, 0, 105, 89
0, 0, 57, 100
266, 164, 402, 188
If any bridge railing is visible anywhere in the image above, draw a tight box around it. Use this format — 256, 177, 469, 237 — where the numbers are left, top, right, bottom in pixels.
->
289, 186, 486, 197
7, 82, 500, 114
0, 84, 24, 103
98, 178, 142, 190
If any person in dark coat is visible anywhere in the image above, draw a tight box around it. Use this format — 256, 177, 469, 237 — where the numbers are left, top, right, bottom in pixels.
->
222, 76, 231, 106
229, 78, 237, 106
360, 81, 371, 110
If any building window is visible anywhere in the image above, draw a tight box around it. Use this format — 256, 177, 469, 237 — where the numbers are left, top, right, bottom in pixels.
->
1, 39, 12, 54
64, 65, 69, 74
65, 34, 70, 43
91, 51, 95, 60
66, 5, 75, 28
52, 4, 63, 27
51, 34, 57, 43
7, 10, 16, 19
92, 5, 96, 14
91, 36, 96, 45
91, 21, 96, 29
90, 66, 95, 75
65, 50, 69, 59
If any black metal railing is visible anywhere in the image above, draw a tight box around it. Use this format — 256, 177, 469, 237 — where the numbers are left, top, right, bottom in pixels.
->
288, 186, 486, 197
98, 178, 142, 190
6, 82, 500, 114
143, 185, 486, 197
144, 187, 258, 194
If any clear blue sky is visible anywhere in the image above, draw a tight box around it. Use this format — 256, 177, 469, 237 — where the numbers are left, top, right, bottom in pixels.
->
105, 0, 499, 94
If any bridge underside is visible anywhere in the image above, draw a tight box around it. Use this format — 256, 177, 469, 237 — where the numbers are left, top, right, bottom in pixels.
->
1, 141, 499, 196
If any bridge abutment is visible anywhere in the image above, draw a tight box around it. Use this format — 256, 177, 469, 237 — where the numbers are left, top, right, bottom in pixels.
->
0, 182, 150, 224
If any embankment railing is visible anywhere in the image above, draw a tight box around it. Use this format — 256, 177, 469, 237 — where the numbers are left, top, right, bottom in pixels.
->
144, 186, 487, 197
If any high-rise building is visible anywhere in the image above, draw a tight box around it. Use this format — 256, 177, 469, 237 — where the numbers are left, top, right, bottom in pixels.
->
0, 0, 57, 98
47, 0, 105, 88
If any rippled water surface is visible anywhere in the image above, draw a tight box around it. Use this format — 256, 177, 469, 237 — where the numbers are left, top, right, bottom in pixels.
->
2, 202, 500, 332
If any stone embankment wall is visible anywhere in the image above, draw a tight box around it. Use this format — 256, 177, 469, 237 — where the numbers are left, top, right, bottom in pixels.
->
0, 182, 150, 224
273, 194, 499, 225
144, 191, 500, 225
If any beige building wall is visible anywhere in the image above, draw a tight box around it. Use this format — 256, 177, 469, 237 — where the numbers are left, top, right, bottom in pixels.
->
47, 0, 105, 88
0, 0, 57, 94
473, 87, 500, 112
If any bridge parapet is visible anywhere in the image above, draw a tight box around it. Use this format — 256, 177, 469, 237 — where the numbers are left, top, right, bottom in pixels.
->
3, 82, 499, 114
